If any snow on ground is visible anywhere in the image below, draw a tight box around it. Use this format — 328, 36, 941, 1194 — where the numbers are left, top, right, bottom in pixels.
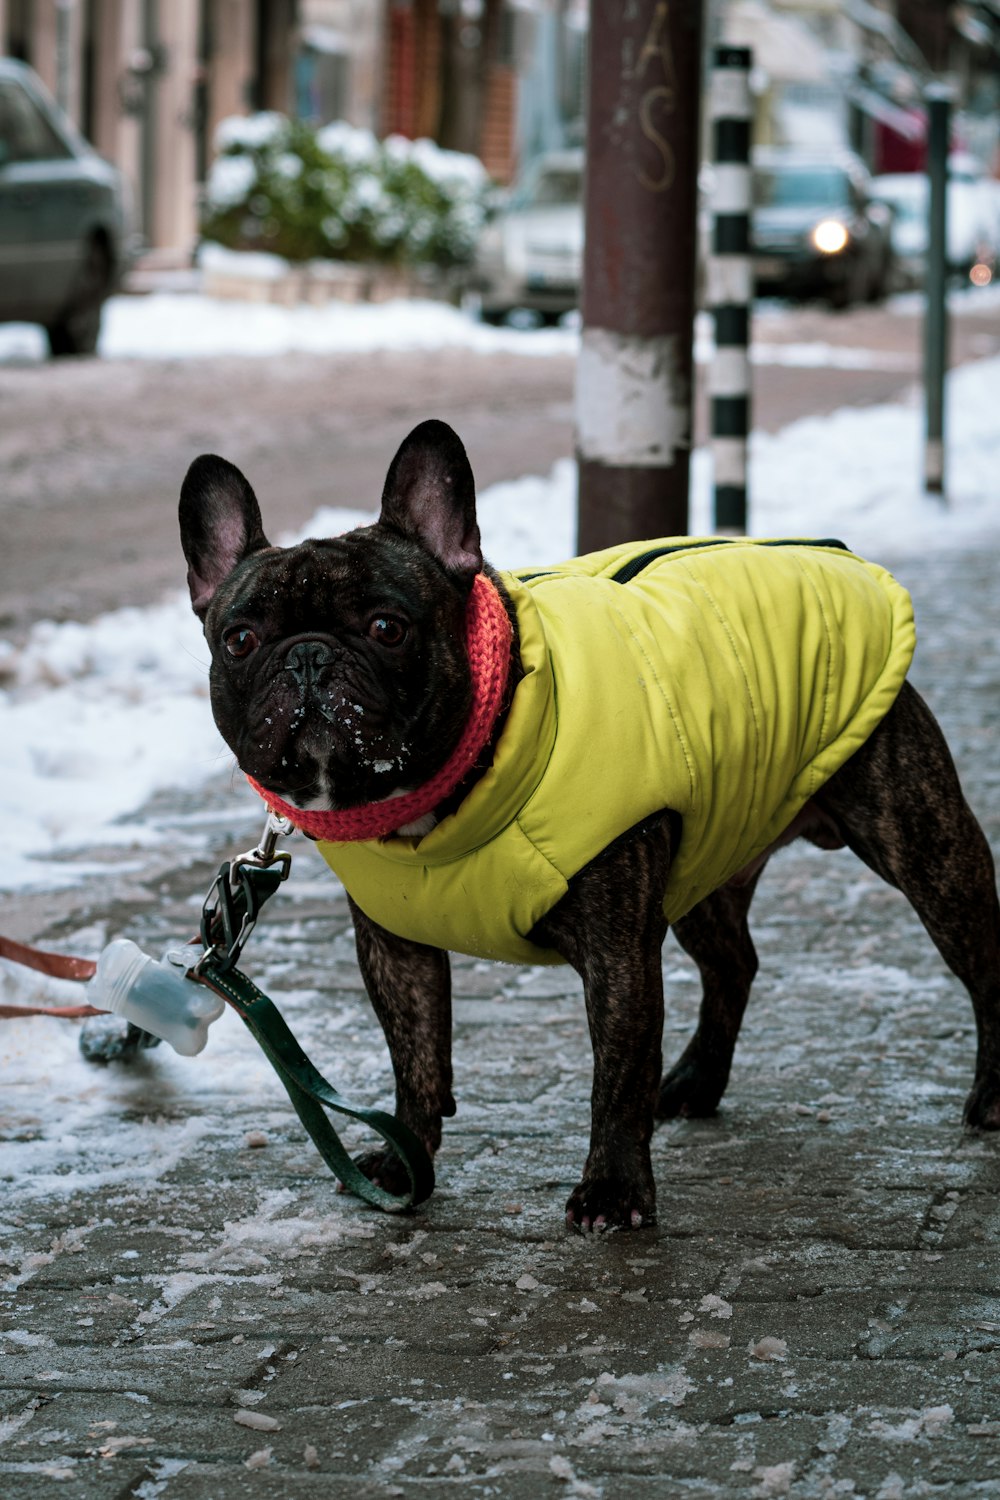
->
1, 265, 998, 367
0, 286, 579, 363
1, 287, 1000, 897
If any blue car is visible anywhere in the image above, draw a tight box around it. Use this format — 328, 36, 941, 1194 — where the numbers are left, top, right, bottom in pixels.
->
0, 58, 134, 355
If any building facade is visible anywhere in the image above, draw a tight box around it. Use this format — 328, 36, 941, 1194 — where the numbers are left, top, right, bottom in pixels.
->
0, 0, 375, 264
0, 0, 585, 266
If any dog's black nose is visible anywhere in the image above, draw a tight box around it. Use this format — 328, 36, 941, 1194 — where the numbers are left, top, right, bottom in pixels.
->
284, 639, 335, 687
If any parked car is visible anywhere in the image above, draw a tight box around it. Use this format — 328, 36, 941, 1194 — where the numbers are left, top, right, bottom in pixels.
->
752, 148, 894, 308
872, 162, 1000, 288
468, 149, 584, 323
0, 58, 133, 355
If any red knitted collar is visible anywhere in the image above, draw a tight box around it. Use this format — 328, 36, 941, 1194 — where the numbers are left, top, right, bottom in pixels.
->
246, 572, 513, 842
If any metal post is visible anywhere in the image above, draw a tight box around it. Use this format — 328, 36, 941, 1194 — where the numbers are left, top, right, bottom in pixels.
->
141, 0, 159, 248
924, 83, 951, 498
576, 0, 705, 552
709, 45, 752, 534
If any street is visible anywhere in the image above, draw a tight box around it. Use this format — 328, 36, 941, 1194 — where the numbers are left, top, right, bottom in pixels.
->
3, 290, 1000, 643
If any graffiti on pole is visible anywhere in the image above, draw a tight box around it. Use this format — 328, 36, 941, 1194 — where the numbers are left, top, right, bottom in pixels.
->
610, 2, 681, 194
633, 2, 679, 193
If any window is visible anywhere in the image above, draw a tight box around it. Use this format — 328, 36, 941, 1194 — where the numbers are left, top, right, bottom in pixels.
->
530, 168, 582, 208
0, 79, 72, 164
754, 167, 851, 211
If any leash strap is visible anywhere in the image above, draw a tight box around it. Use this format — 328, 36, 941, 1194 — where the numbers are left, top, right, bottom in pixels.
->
198, 859, 435, 1209
0, 935, 102, 1017
195, 956, 434, 1212
0, 934, 96, 980
0, 1001, 103, 1019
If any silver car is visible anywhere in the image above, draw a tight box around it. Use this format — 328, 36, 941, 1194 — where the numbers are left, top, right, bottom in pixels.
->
872, 164, 1000, 289
0, 58, 133, 355
470, 149, 584, 323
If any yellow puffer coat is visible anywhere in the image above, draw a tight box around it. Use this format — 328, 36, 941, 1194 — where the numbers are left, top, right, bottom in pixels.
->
319, 537, 916, 965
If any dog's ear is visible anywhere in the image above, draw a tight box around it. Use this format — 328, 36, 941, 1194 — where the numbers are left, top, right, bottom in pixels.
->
378, 420, 483, 583
179, 455, 271, 619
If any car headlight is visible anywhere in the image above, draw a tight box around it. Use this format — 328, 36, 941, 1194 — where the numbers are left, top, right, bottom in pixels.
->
812, 219, 850, 255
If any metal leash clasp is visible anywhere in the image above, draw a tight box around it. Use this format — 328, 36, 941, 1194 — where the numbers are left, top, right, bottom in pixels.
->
234, 810, 295, 880
195, 811, 295, 977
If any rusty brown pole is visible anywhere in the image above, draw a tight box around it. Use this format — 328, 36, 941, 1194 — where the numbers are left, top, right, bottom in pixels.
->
576, 0, 705, 552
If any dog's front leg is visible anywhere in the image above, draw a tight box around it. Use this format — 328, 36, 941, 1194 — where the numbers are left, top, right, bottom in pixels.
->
348, 896, 456, 1194
531, 814, 675, 1231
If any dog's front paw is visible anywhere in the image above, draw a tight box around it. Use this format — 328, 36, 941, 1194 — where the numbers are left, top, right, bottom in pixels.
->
79, 1015, 161, 1064
964, 1072, 1000, 1130
341, 1148, 412, 1199
565, 1173, 656, 1233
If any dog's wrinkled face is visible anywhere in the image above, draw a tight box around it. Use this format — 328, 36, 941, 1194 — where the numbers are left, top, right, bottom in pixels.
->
200, 530, 472, 810
179, 421, 484, 812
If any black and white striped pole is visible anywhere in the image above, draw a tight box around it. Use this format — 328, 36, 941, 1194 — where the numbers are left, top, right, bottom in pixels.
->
709, 45, 753, 535
924, 83, 952, 498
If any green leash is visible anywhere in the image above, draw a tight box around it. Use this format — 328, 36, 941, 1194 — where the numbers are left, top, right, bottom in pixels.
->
193, 825, 435, 1214
196, 958, 434, 1211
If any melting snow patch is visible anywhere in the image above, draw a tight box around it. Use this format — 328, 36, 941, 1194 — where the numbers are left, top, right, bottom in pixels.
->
244, 1446, 273, 1469
749, 1336, 788, 1362
0, 1398, 44, 1442
409, 1281, 448, 1300
131, 1458, 190, 1499
548, 1453, 601, 1495
867, 1404, 954, 1441
753, 1461, 796, 1497
593, 1368, 695, 1411
234, 1410, 282, 1432
689, 1328, 731, 1349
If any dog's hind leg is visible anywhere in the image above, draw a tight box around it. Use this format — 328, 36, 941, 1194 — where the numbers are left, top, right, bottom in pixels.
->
815, 680, 1000, 1129
656, 871, 764, 1120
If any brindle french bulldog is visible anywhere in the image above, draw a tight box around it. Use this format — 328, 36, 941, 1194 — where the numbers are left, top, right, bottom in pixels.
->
179, 419, 1000, 1231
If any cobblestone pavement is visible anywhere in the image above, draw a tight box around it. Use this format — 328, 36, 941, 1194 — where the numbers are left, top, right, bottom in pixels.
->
3, 534, 1000, 1498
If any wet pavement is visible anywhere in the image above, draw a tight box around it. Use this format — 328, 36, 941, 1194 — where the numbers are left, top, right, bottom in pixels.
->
3, 539, 1000, 1497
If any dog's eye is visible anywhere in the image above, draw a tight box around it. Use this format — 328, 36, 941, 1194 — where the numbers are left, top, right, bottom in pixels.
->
368, 616, 407, 647
225, 628, 259, 658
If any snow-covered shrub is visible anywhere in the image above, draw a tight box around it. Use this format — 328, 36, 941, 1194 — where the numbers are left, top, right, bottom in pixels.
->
201, 114, 490, 269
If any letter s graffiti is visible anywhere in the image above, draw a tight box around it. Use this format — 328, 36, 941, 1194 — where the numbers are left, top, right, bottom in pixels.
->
635, 85, 675, 193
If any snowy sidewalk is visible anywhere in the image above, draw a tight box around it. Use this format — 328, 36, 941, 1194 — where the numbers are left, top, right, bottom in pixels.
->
3, 539, 1000, 1497
3, 546, 1000, 1497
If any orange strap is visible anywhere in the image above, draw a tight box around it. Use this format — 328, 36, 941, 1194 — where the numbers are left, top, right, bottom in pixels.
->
0, 934, 104, 1018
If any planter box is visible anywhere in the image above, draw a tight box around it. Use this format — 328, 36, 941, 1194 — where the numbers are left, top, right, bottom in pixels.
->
198, 243, 460, 306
